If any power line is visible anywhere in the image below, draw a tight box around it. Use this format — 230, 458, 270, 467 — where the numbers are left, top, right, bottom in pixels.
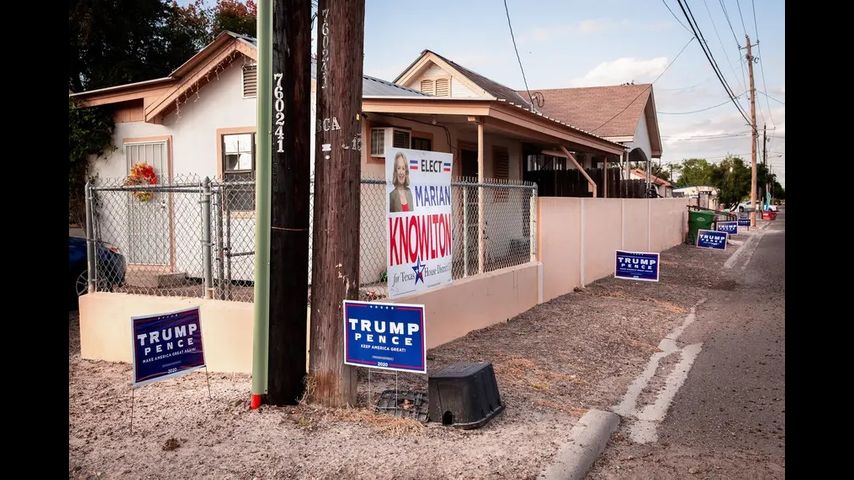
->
702, 0, 747, 94
590, 36, 694, 133
735, 0, 749, 37
751, 0, 776, 128
717, 0, 742, 48
757, 89, 784, 105
659, 94, 745, 114
677, 0, 753, 130
502, 0, 535, 111
661, 0, 693, 33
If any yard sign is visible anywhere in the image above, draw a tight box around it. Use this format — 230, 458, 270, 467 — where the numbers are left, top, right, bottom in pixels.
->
614, 250, 660, 282
131, 306, 206, 387
716, 221, 738, 235
343, 300, 427, 374
385, 147, 453, 298
696, 229, 728, 250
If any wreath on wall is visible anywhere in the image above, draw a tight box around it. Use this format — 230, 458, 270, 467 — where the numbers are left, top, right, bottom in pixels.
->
125, 162, 159, 202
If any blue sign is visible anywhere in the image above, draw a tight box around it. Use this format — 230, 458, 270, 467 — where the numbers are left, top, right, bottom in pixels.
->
615, 250, 660, 282
132, 307, 205, 387
717, 221, 738, 234
737, 216, 750, 227
696, 229, 728, 250
343, 300, 426, 374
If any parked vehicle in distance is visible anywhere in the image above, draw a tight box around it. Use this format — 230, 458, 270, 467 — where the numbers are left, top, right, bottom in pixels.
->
729, 200, 777, 213
69, 236, 126, 309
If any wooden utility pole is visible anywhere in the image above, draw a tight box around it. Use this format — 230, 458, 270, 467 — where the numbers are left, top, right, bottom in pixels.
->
309, 0, 365, 407
746, 34, 758, 226
267, 0, 312, 405
762, 123, 767, 208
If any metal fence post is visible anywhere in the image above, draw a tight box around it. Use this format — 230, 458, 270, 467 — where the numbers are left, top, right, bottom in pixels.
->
201, 177, 214, 299
214, 186, 225, 300
463, 185, 469, 278
84, 181, 97, 293
530, 183, 538, 262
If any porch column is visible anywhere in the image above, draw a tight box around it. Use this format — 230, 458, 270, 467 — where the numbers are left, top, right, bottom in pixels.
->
478, 120, 485, 274
603, 156, 608, 198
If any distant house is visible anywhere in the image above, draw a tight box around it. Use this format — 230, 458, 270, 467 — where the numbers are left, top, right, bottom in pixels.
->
629, 168, 672, 197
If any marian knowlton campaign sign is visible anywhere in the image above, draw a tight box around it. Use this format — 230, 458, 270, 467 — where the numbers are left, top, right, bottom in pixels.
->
386, 148, 453, 298
131, 306, 205, 387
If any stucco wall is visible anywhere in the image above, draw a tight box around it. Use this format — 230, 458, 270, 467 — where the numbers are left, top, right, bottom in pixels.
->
79, 292, 254, 373
539, 197, 687, 302
79, 262, 539, 372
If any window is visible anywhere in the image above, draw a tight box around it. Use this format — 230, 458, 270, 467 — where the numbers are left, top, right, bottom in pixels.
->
412, 137, 432, 151
222, 133, 255, 211
370, 127, 411, 157
243, 64, 257, 97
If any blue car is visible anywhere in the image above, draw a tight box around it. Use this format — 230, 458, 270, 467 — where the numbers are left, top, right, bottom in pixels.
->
68, 236, 126, 309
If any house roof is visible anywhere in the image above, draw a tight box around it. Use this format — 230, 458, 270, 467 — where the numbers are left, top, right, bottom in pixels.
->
362, 75, 427, 97
525, 84, 663, 157
630, 168, 672, 188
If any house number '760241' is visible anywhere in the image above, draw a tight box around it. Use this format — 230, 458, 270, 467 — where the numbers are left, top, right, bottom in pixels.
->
273, 73, 285, 153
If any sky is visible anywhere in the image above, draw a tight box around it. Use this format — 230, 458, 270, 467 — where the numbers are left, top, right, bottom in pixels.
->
361, 0, 785, 187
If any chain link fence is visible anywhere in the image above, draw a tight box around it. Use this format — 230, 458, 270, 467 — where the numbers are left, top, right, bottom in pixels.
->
86, 175, 536, 303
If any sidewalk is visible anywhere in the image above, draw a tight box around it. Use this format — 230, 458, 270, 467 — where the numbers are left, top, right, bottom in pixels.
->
70, 230, 748, 479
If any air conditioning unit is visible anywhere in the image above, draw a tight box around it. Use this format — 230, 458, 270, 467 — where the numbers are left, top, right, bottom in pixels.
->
370, 127, 411, 158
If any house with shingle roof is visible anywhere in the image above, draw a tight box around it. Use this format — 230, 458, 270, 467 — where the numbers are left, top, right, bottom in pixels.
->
525, 83, 663, 171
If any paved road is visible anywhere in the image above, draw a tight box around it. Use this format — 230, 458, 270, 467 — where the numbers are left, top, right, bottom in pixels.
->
589, 213, 785, 479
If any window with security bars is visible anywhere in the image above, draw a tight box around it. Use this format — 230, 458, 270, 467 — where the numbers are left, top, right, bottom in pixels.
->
412, 137, 432, 151
243, 65, 257, 97
223, 133, 255, 211
370, 128, 411, 157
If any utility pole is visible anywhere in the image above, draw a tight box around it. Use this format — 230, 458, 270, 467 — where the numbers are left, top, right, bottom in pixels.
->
267, 0, 312, 405
309, 0, 365, 407
746, 34, 758, 227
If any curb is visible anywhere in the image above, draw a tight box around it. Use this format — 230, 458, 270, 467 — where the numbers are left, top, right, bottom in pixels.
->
539, 409, 621, 480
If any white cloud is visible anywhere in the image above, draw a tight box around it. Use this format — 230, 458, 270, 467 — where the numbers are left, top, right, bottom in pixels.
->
578, 19, 613, 34
571, 57, 668, 86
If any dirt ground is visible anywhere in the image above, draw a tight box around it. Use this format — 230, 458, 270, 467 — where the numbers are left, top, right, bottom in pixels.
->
69, 239, 736, 479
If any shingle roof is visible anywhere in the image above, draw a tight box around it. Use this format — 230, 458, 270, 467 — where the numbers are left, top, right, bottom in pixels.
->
426, 50, 533, 108
526, 84, 652, 138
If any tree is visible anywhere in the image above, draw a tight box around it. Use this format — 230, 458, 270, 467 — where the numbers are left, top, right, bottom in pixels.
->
710, 156, 751, 206
69, 0, 212, 92
674, 158, 714, 188
69, 98, 115, 225
212, 0, 257, 37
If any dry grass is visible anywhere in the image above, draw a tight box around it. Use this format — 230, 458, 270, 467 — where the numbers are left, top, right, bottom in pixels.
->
494, 357, 590, 391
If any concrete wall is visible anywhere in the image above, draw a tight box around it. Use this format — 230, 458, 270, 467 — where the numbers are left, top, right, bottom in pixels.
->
79, 262, 539, 373
79, 292, 254, 373
539, 197, 688, 302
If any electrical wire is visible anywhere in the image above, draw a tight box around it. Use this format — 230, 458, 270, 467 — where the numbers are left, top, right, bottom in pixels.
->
659, 94, 745, 114
751, 0, 776, 128
677, 0, 753, 130
503, 0, 535, 111
661, 0, 693, 33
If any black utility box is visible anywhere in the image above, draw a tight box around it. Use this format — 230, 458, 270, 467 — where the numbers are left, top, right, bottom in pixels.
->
428, 361, 504, 429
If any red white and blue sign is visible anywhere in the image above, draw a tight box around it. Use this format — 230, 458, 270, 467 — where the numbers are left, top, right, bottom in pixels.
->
343, 300, 427, 374
696, 229, 728, 250
615, 250, 660, 282
716, 221, 738, 234
131, 306, 205, 387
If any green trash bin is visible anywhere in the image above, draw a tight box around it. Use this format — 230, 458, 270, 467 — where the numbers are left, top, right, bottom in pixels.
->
687, 210, 716, 245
